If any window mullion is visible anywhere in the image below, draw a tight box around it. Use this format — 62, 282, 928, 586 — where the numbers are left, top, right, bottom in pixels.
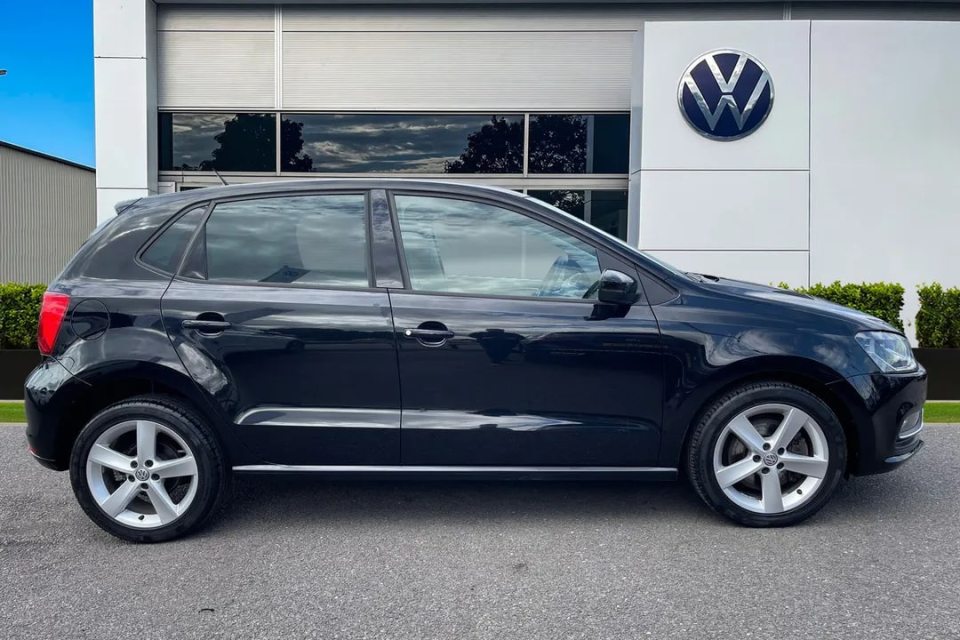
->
275, 113, 282, 176
522, 113, 530, 176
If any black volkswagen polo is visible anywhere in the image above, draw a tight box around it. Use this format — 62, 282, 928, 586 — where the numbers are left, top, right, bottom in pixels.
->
24, 180, 926, 541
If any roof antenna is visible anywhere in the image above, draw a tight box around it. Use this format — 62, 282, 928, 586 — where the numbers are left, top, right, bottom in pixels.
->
213, 168, 229, 186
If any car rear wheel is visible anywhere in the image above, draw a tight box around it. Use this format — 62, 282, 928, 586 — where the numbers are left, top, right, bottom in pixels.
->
69, 395, 228, 542
686, 382, 846, 527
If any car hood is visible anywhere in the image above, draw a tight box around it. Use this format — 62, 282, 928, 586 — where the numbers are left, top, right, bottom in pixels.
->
692, 275, 899, 333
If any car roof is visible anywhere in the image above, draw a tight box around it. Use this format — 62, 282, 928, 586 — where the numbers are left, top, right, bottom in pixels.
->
129, 179, 525, 213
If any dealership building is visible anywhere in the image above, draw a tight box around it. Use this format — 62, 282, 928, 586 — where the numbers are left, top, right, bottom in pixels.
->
94, 1, 960, 335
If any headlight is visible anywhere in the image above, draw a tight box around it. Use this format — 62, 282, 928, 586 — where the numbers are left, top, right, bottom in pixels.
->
855, 331, 917, 373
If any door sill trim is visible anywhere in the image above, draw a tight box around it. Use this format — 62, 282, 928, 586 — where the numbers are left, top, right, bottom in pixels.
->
232, 464, 677, 479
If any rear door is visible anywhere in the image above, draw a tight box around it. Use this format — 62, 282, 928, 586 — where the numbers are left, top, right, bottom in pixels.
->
387, 192, 664, 467
161, 190, 401, 466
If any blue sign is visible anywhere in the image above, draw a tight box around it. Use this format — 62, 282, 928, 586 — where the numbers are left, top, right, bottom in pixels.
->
678, 50, 774, 141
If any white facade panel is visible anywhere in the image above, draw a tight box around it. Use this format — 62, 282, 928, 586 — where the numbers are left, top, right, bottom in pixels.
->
282, 31, 633, 111
640, 170, 808, 251
640, 20, 810, 171
158, 31, 275, 109
95, 58, 152, 191
94, 0, 158, 223
647, 250, 809, 287
808, 20, 960, 336
157, 5, 274, 31
94, 0, 150, 58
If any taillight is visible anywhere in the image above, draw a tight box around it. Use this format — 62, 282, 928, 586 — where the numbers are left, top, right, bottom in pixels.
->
37, 292, 70, 356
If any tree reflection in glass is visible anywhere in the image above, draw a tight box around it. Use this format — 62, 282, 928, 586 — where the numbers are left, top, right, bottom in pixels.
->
528, 114, 629, 174
160, 113, 277, 172
281, 114, 523, 173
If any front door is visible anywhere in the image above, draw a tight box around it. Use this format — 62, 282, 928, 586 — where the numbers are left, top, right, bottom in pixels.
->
388, 193, 663, 467
161, 191, 401, 465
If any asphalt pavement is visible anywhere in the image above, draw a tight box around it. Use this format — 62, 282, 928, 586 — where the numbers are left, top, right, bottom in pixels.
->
1, 424, 958, 639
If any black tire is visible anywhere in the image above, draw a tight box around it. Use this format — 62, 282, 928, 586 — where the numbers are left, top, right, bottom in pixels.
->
69, 395, 229, 542
686, 381, 846, 527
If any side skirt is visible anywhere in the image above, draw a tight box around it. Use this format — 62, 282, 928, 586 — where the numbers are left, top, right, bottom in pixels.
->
232, 465, 678, 481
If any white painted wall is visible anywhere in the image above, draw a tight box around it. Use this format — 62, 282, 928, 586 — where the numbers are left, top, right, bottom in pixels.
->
808, 21, 960, 339
637, 20, 812, 286
638, 20, 960, 338
93, 0, 157, 223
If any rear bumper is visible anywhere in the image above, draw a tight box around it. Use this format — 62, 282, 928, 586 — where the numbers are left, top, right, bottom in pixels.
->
24, 357, 89, 472
829, 367, 927, 476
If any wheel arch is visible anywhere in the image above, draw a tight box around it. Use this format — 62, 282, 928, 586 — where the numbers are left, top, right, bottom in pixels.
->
666, 355, 860, 475
43, 360, 235, 470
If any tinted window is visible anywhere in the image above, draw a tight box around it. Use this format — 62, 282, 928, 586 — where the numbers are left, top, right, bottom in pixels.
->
528, 190, 629, 241
395, 195, 601, 299
528, 114, 630, 174
188, 194, 369, 287
141, 207, 206, 274
281, 114, 523, 173
159, 113, 276, 172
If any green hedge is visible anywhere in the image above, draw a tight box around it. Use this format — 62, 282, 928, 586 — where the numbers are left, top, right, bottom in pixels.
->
916, 284, 960, 348
779, 281, 905, 331
0, 284, 46, 350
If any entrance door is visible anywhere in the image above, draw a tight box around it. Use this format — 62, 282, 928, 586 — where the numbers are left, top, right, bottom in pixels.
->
161, 191, 401, 465
388, 193, 663, 467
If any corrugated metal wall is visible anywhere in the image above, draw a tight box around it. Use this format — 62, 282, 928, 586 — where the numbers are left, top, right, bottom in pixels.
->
0, 144, 96, 284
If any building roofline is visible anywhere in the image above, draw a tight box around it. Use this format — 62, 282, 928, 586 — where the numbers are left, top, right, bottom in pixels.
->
155, 0, 960, 3
0, 141, 95, 173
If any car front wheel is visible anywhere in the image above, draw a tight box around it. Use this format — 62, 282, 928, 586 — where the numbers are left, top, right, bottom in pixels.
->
69, 395, 228, 542
686, 381, 846, 527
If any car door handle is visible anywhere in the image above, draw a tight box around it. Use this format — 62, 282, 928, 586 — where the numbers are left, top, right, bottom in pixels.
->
403, 328, 455, 339
182, 316, 231, 334
403, 326, 454, 346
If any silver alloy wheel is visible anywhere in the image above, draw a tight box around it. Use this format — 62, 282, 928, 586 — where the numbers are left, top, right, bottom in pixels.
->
712, 403, 829, 514
86, 420, 199, 529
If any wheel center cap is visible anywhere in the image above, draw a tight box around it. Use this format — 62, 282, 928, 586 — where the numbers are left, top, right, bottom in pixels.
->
762, 452, 779, 467
134, 468, 150, 481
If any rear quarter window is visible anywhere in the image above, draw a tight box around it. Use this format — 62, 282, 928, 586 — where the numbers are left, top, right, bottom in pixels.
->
141, 207, 207, 274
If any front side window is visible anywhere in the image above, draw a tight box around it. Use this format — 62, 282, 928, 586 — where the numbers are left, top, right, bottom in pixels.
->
184, 194, 369, 287
394, 195, 601, 299
527, 190, 629, 241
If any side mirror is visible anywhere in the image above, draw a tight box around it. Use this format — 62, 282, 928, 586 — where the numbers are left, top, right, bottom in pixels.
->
597, 269, 640, 306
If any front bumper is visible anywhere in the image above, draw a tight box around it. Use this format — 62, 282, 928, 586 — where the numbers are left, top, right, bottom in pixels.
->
828, 366, 927, 476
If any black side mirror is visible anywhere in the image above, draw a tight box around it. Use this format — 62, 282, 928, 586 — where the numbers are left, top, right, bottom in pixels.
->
597, 269, 640, 306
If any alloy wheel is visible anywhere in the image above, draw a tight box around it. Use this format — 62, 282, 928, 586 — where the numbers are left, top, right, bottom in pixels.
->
712, 403, 830, 514
85, 420, 199, 529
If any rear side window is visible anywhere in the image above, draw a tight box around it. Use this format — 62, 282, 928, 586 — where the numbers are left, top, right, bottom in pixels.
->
141, 207, 206, 274
184, 194, 369, 287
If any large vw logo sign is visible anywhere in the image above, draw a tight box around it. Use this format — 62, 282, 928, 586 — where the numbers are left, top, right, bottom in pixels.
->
678, 50, 774, 141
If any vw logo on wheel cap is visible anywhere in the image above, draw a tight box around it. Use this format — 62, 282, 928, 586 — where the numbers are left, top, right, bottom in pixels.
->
678, 49, 774, 141
135, 468, 150, 481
